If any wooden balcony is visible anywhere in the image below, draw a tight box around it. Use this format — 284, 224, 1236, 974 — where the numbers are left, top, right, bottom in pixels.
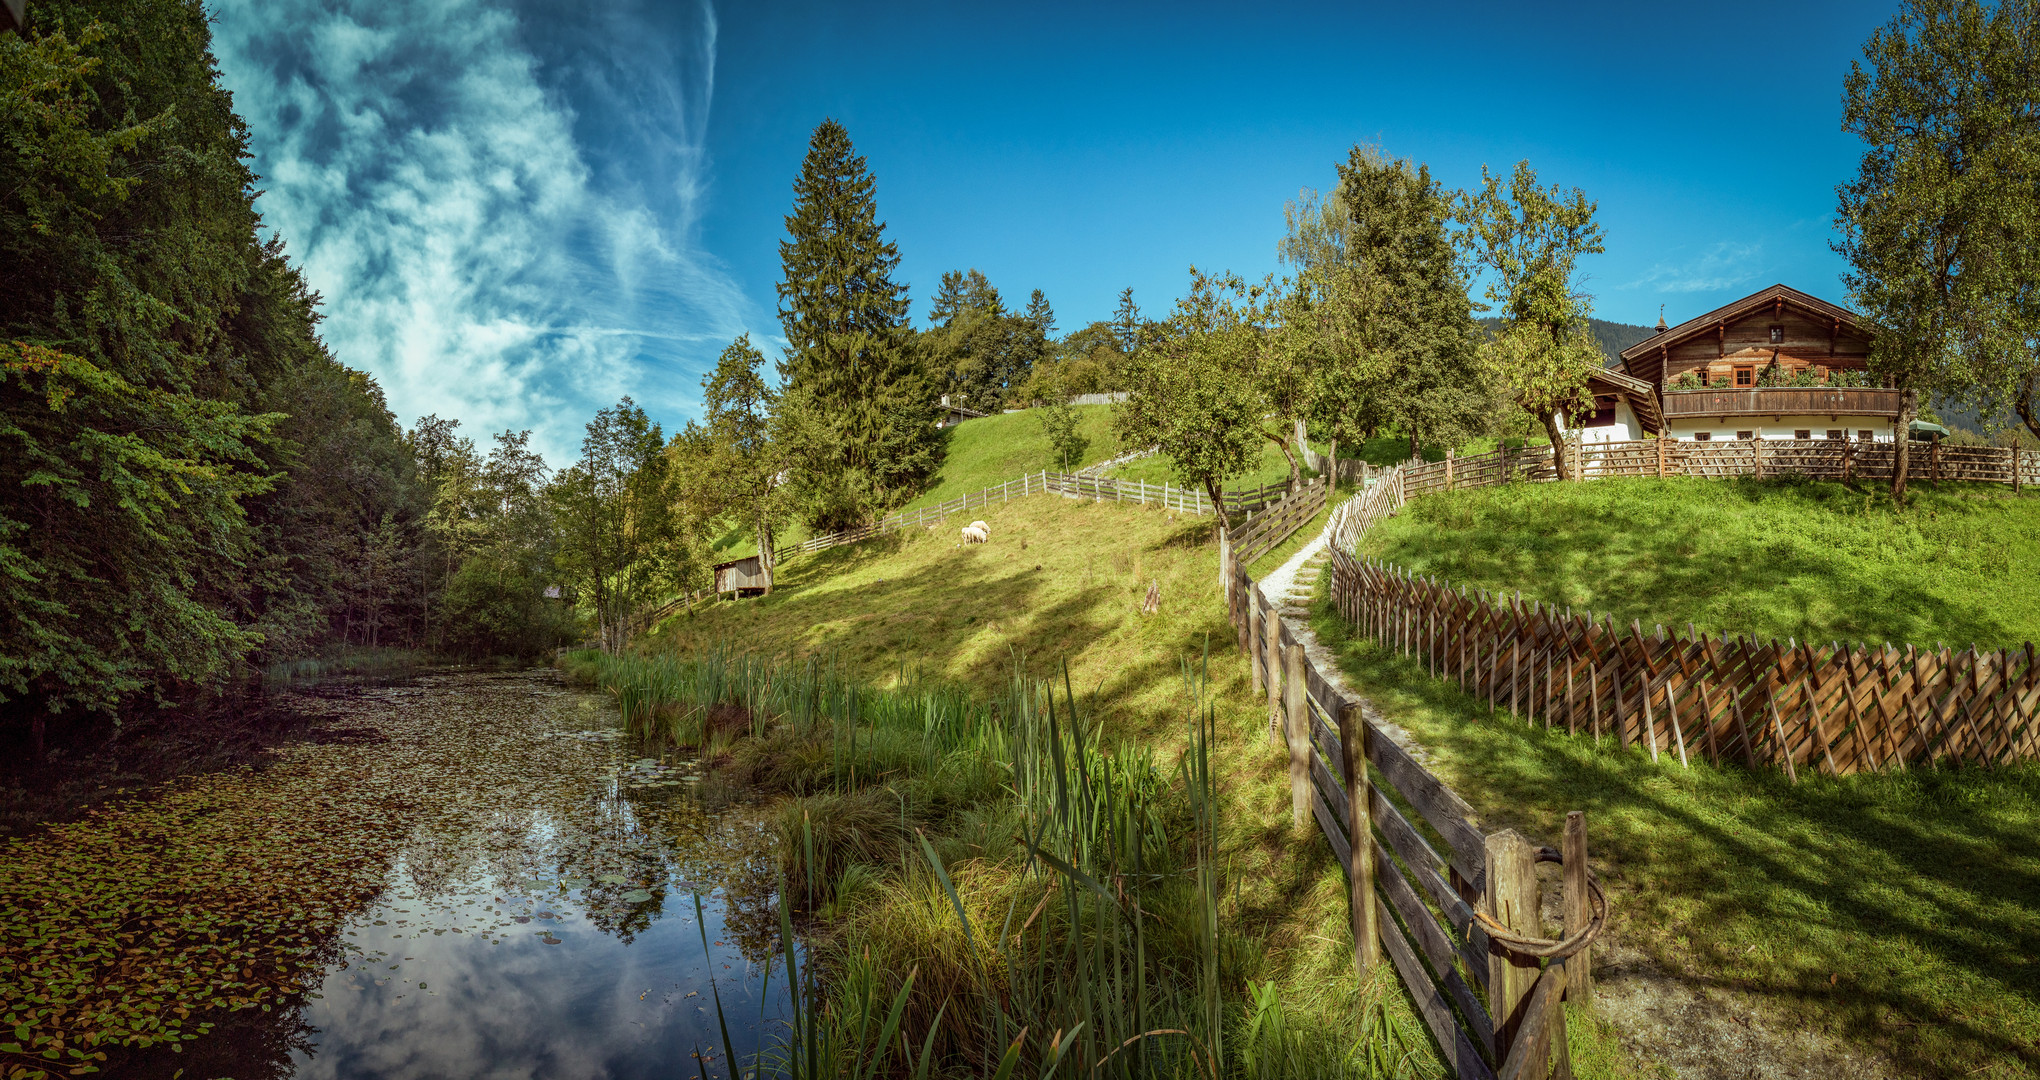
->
1659, 387, 1904, 421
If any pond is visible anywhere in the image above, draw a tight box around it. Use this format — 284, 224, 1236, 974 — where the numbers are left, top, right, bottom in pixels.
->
2, 669, 791, 1080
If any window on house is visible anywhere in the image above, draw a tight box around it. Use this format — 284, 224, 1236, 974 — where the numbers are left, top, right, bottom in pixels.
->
1826, 429, 1844, 440
1735, 367, 1755, 387
1737, 431, 1755, 441
1795, 429, 1811, 440
1769, 326, 1785, 344
1693, 432, 1712, 441
1859, 429, 1875, 441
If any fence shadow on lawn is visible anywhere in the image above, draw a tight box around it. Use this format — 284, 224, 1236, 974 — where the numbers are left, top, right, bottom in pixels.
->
1310, 605, 2040, 1077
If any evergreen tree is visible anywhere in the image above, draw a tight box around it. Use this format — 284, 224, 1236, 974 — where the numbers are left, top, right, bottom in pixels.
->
1112, 287, 1143, 354
775, 119, 940, 531
1024, 289, 1057, 337
700, 335, 782, 590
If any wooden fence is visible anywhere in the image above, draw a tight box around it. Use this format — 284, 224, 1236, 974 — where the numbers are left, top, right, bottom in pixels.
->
1405, 437, 2040, 495
1329, 456, 2040, 774
1226, 498, 1600, 1079
1232, 478, 1328, 566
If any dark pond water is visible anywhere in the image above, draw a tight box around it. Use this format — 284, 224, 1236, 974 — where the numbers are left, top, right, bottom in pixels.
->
121, 669, 789, 1080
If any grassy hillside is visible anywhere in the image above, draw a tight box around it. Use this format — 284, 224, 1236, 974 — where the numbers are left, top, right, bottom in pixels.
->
1108, 438, 1314, 490
1358, 477, 2040, 649
905, 404, 1121, 509
1312, 608, 2040, 1079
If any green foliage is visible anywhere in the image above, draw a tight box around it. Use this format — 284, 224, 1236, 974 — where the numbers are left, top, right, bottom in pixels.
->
550, 398, 685, 652
919, 269, 1048, 413
1116, 269, 1273, 513
1359, 477, 2040, 649
1022, 320, 1126, 402
1, 0, 433, 730
435, 559, 576, 660
687, 335, 785, 587
1036, 393, 1090, 473
775, 119, 942, 532
1461, 161, 1607, 476
1281, 147, 1493, 462
902, 405, 1116, 509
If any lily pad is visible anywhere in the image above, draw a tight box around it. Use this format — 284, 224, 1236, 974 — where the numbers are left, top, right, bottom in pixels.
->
620, 889, 654, 904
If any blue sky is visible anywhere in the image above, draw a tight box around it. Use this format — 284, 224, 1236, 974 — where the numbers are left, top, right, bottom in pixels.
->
211, 0, 1898, 462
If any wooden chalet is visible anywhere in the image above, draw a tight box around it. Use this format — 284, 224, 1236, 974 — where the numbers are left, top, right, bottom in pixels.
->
712, 554, 770, 598
1604, 283, 1903, 443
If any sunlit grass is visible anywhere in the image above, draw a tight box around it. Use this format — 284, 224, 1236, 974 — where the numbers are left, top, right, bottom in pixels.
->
1358, 476, 2040, 649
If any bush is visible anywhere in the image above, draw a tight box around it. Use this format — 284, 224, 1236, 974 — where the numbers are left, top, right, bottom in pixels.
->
436, 560, 578, 660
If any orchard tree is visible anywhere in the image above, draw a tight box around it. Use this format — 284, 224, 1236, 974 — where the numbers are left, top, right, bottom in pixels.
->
1115, 269, 1270, 534
1461, 161, 1605, 480
776, 119, 941, 531
550, 398, 682, 652
1835, 0, 2040, 495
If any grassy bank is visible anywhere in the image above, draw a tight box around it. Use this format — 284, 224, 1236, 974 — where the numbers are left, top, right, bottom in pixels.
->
1358, 476, 2040, 649
907, 405, 1122, 510
566, 646, 1430, 1077
640, 494, 1662, 1077
1309, 602, 2040, 1077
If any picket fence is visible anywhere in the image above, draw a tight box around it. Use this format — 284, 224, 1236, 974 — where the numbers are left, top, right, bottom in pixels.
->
1405, 437, 2040, 496
1328, 453, 2040, 775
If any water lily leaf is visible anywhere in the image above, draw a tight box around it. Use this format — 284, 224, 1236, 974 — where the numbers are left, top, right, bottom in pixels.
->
621, 890, 653, 904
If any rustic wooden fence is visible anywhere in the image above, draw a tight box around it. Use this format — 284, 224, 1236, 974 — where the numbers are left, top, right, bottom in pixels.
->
1329, 457, 2040, 774
1232, 477, 1329, 566
1406, 437, 2040, 495
1227, 491, 1602, 1079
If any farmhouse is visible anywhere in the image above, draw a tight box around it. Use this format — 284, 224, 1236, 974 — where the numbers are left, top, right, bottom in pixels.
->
1589, 283, 1905, 444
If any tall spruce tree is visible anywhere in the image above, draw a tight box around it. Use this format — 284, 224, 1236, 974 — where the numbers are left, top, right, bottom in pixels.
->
775, 119, 939, 531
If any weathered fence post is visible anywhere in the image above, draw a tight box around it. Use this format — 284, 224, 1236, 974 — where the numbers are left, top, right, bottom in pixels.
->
1249, 593, 1265, 693
1266, 614, 1284, 746
1285, 642, 1310, 826
1564, 810, 1594, 1005
1486, 829, 1542, 1054
1339, 698, 1379, 977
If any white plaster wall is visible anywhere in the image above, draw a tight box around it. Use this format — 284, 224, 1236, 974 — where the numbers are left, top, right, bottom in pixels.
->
1665, 418, 1896, 442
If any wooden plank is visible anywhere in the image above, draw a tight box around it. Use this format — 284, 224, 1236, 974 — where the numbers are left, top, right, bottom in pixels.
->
1485, 830, 1542, 1054
1367, 723, 1488, 886
1497, 962, 1569, 1080
1377, 885, 1501, 1080
1372, 834, 1496, 1055
1369, 785, 1492, 974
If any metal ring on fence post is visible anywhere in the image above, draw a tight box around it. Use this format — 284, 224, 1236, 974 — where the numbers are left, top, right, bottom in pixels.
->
1468, 846, 1607, 960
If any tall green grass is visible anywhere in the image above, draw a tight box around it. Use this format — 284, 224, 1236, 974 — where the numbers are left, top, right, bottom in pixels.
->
588, 644, 1427, 1078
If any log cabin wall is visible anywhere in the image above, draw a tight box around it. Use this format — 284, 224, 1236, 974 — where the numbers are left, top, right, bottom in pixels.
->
1622, 285, 1876, 388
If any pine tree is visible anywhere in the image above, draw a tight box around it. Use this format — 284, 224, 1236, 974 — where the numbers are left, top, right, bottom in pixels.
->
1113, 287, 1143, 353
1024, 289, 1057, 337
775, 119, 940, 531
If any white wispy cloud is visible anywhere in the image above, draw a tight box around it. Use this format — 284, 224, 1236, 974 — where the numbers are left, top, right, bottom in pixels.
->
211, 0, 751, 464
1618, 241, 1765, 294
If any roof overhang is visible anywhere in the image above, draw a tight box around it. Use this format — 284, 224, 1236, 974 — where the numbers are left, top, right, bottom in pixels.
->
1585, 368, 1663, 435
1620, 284, 1869, 366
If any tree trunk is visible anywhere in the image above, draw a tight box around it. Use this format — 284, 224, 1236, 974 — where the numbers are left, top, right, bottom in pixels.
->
1543, 410, 1573, 481
1892, 389, 1916, 498
1266, 429, 1301, 491
1408, 429, 1420, 462
2017, 371, 2040, 442
755, 505, 774, 597
1328, 437, 1339, 488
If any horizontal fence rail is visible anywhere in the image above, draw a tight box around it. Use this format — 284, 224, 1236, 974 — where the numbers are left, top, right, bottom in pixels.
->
1329, 445, 2040, 775
1227, 484, 1600, 1079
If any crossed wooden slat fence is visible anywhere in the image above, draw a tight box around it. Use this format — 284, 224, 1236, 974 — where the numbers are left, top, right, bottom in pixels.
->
1327, 455, 2040, 775
1225, 482, 1599, 1079
1405, 437, 2040, 495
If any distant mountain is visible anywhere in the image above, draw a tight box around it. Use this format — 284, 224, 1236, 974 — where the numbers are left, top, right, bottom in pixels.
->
1477, 317, 1657, 366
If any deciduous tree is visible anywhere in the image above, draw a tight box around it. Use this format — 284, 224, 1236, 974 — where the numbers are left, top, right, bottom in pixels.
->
1460, 161, 1605, 480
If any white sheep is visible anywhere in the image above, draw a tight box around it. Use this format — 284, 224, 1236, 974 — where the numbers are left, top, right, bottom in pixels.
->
968, 520, 990, 536
960, 525, 989, 544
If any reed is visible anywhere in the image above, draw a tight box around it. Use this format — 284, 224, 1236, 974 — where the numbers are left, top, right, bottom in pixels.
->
591, 644, 1421, 1077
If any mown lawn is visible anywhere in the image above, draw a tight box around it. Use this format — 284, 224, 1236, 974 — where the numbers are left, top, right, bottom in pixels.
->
1311, 610, 2040, 1078
1358, 476, 2040, 650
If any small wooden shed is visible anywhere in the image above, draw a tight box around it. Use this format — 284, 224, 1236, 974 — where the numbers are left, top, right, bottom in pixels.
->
713, 555, 770, 598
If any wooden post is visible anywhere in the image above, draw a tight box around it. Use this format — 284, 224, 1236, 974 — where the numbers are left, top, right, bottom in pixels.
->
1563, 811, 1594, 1005
1656, 435, 1666, 478
1445, 448, 1455, 491
1266, 613, 1284, 747
1285, 642, 1310, 826
1249, 596, 1265, 694
1339, 699, 1380, 976
1486, 829, 1543, 1055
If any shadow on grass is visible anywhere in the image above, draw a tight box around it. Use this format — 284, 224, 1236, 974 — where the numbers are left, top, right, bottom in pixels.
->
1309, 599, 2040, 1077
1364, 477, 2040, 650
